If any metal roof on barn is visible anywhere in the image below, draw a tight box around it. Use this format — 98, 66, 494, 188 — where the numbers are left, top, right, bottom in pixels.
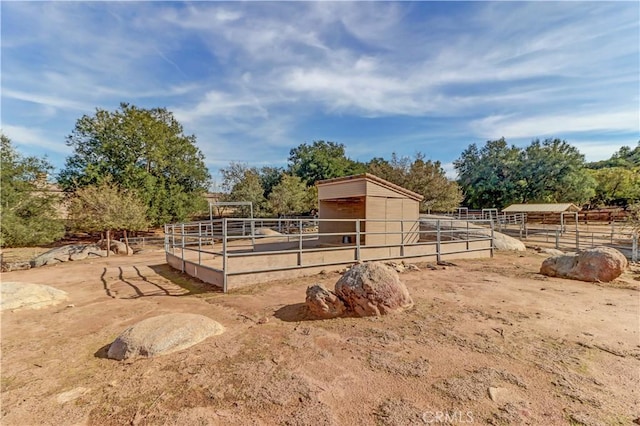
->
315, 173, 424, 202
501, 203, 581, 213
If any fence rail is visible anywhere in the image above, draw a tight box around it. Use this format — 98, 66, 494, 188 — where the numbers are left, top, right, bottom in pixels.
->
164, 218, 494, 292
513, 225, 638, 262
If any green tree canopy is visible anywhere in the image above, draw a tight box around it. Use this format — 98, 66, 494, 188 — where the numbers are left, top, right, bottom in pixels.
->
454, 138, 597, 209
68, 180, 148, 253
454, 138, 523, 209
268, 174, 310, 216
288, 140, 365, 186
587, 142, 640, 169
220, 163, 267, 216
519, 139, 595, 204
589, 167, 640, 207
1, 134, 65, 247
58, 103, 210, 226
368, 153, 462, 212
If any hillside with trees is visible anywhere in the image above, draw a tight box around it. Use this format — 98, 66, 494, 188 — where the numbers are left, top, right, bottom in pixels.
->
58, 103, 210, 226
454, 138, 638, 210
220, 141, 463, 216
3, 109, 637, 250
1, 134, 66, 247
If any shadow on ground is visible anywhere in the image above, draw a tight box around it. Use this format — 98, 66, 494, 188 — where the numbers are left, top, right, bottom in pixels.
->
94, 343, 111, 359
274, 303, 315, 322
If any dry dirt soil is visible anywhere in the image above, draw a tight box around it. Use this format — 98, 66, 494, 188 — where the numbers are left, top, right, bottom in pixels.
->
1, 249, 639, 425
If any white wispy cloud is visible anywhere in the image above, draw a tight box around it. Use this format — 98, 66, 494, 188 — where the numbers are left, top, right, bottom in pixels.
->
470, 109, 639, 140
1, 124, 71, 156
1, 1, 637, 177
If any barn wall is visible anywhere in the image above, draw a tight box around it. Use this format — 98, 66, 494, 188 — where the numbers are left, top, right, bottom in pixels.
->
365, 196, 386, 246
318, 198, 364, 244
318, 180, 366, 200
403, 198, 420, 244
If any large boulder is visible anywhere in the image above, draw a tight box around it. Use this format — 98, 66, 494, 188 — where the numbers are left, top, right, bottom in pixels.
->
1, 282, 68, 311
492, 232, 526, 251
335, 262, 413, 317
540, 246, 628, 282
305, 284, 346, 319
107, 313, 225, 360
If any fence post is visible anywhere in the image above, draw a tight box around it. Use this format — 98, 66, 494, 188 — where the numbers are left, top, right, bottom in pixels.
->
633, 233, 638, 263
198, 222, 202, 265
466, 220, 470, 250
356, 219, 361, 261
171, 224, 175, 252
400, 220, 405, 257
490, 221, 494, 258
222, 218, 228, 293
298, 219, 303, 266
555, 229, 560, 249
436, 220, 442, 263
251, 218, 256, 247
610, 223, 614, 245
575, 229, 580, 251
164, 224, 168, 252
180, 223, 185, 272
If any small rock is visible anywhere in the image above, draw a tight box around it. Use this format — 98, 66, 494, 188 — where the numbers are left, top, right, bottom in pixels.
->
305, 284, 346, 319
257, 316, 269, 324
488, 386, 507, 402
56, 387, 90, 404
385, 261, 405, 273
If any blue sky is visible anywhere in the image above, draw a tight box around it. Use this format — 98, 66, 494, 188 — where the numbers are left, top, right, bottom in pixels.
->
2, 1, 638, 189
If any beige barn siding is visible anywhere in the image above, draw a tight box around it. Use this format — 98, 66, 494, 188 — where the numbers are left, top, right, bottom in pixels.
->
365, 180, 406, 199
318, 180, 366, 200
318, 198, 363, 244
316, 173, 423, 247
365, 196, 386, 246
385, 198, 403, 245
403, 198, 420, 243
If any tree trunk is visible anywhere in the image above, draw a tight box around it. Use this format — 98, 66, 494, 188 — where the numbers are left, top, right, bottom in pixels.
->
123, 229, 130, 255
106, 229, 111, 257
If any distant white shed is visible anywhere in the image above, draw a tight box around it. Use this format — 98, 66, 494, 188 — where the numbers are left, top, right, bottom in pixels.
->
502, 203, 581, 213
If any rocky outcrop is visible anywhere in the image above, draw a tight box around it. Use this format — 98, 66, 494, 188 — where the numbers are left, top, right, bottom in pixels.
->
335, 262, 414, 317
540, 246, 628, 282
1, 261, 31, 272
305, 284, 346, 319
107, 313, 225, 360
1, 282, 68, 311
29, 244, 125, 268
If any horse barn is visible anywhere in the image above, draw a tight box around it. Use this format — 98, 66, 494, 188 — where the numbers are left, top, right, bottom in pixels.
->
316, 173, 423, 246
165, 173, 494, 292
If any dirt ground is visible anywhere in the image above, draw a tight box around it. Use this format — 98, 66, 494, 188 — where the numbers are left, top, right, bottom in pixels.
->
1, 248, 639, 425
